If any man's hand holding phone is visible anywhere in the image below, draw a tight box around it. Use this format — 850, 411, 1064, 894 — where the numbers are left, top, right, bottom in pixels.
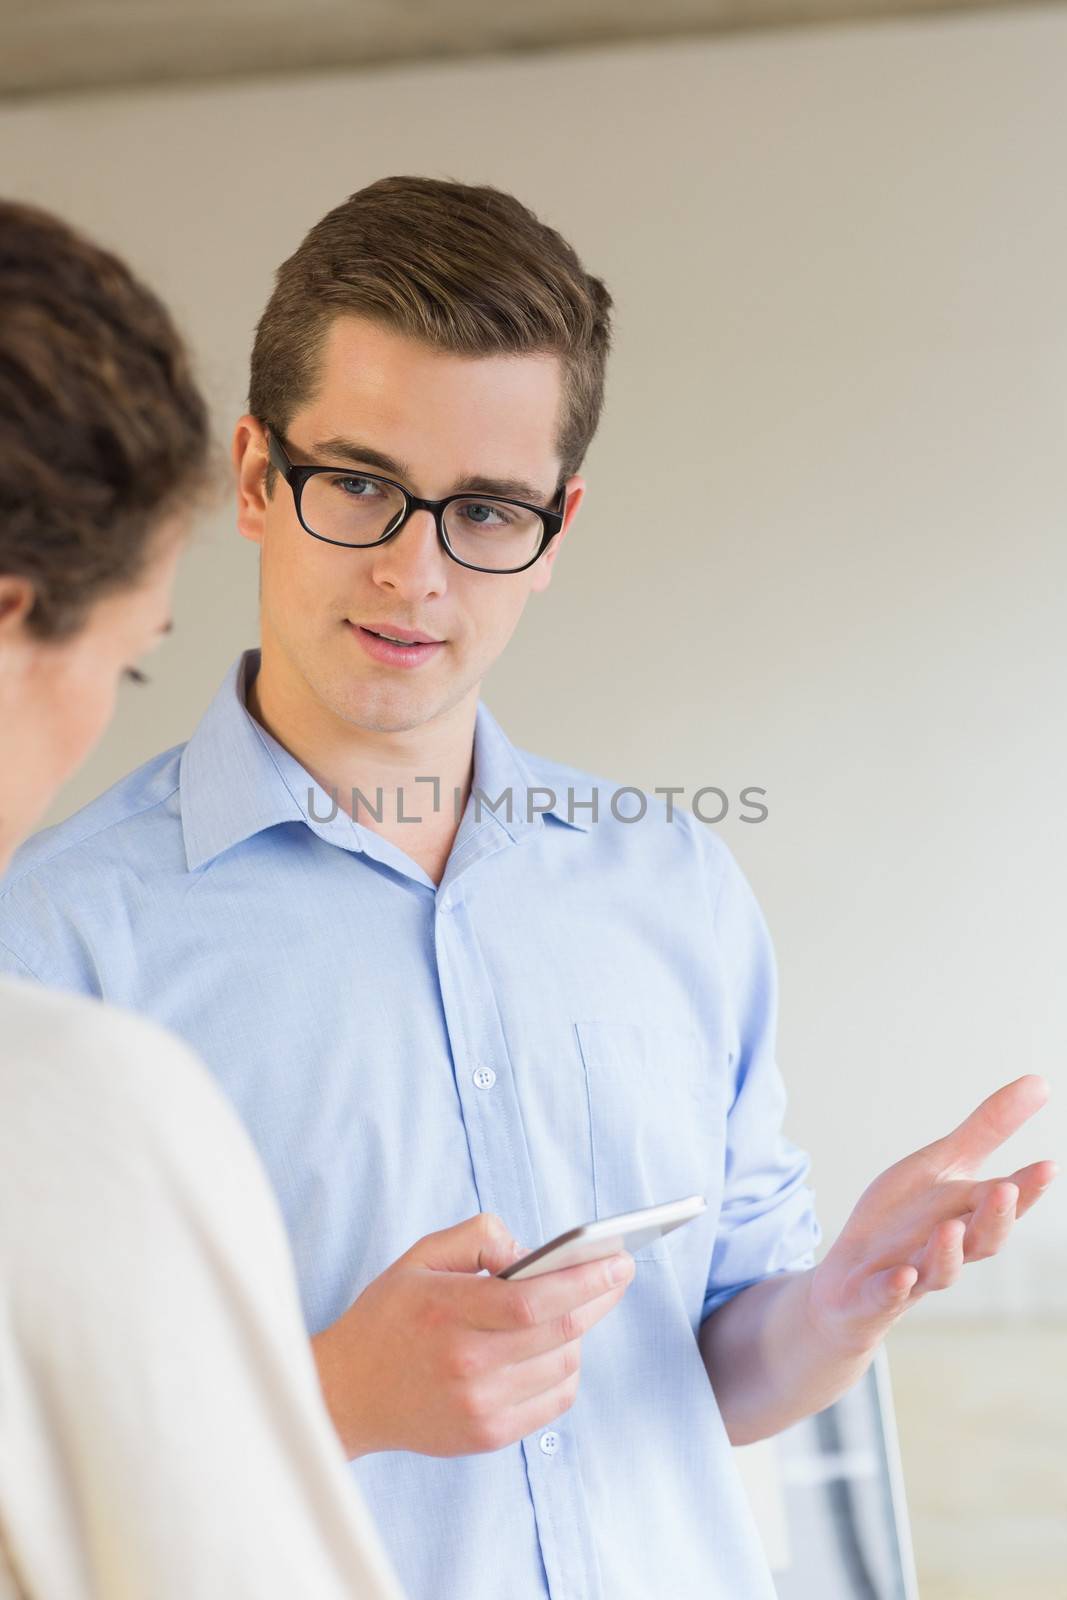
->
311, 1211, 635, 1460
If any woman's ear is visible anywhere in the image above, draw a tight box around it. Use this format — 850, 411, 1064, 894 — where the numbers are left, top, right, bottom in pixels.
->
0, 576, 36, 635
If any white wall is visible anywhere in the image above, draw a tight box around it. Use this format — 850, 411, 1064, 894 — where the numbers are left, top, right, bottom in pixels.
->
2, 7, 1064, 1317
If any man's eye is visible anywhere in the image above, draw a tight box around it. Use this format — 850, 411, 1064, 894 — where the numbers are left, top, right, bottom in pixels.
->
123, 667, 150, 686
457, 501, 513, 528
333, 475, 382, 498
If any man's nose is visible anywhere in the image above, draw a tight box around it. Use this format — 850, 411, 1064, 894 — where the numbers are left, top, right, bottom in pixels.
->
368, 507, 449, 596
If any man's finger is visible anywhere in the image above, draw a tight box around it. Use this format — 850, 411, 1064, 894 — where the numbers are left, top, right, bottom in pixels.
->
406, 1212, 521, 1276
961, 1183, 1017, 1261
928, 1075, 1050, 1174
1009, 1159, 1059, 1220
472, 1252, 635, 1333
496, 1339, 583, 1409
960, 1160, 1055, 1223
492, 1279, 631, 1362
866, 1262, 919, 1317
915, 1216, 966, 1292
497, 1374, 583, 1447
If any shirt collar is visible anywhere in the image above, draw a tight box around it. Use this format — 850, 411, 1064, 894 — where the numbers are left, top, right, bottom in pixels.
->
180, 648, 590, 873
466, 700, 593, 843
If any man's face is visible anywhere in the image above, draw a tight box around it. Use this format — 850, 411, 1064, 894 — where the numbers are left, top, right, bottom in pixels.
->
235, 315, 584, 737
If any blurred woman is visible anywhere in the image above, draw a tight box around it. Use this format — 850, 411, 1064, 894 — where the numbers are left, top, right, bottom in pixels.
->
0, 199, 402, 1600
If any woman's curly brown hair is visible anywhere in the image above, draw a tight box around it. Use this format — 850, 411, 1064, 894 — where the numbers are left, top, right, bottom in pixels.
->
0, 200, 211, 639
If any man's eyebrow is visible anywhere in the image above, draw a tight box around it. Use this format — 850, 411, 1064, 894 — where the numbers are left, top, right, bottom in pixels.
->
312, 437, 409, 479
453, 471, 550, 505
311, 436, 551, 506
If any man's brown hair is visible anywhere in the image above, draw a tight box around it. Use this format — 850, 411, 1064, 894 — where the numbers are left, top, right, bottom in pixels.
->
0, 200, 211, 640
249, 176, 613, 486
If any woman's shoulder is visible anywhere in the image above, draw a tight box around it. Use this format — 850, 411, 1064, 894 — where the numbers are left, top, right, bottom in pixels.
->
0, 976, 286, 1274
0, 975, 235, 1157
0, 973, 197, 1078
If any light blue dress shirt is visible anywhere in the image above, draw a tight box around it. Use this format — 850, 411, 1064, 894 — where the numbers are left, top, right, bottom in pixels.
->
0, 648, 821, 1600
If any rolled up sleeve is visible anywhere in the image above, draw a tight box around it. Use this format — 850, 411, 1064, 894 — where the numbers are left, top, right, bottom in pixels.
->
701, 844, 822, 1322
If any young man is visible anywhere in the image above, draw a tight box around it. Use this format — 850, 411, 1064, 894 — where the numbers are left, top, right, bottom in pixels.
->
0, 177, 1054, 1600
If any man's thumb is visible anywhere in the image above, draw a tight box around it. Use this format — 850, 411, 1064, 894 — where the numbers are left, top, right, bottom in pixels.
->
407, 1212, 523, 1276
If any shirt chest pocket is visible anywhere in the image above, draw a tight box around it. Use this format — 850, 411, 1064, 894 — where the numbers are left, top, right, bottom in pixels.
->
573, 1019, 725, 1262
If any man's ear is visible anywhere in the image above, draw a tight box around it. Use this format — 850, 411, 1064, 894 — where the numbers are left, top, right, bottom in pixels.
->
528, 476, 585, 595
233, 414, 270, 548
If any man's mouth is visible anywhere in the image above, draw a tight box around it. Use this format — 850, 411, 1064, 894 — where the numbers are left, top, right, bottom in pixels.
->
348, 623, 446, 665
365, 629, 423, 648
356, 623, 443, 646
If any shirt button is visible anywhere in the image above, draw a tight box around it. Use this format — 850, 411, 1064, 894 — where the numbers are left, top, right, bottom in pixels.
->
472, 1066, 497, 1091
538, 1431, 560, 1457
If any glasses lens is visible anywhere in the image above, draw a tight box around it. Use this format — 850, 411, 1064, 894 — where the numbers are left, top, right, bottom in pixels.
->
301, 472, 407, 545
443, 498, 544, 571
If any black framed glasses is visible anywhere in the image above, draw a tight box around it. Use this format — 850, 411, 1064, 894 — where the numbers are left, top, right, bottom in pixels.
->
266, 429, 566, 575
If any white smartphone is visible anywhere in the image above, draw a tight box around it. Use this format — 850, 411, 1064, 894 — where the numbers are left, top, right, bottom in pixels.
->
498, 1194, 707, 1281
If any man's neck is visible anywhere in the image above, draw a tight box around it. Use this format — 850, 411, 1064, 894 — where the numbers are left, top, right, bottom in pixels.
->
245, 648, 479, 886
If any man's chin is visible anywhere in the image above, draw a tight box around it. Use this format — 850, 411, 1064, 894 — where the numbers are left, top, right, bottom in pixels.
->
324, 683, 446, 737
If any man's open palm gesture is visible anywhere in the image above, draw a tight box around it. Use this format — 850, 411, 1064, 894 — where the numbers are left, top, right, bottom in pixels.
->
807, 1074, 1058, 1353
